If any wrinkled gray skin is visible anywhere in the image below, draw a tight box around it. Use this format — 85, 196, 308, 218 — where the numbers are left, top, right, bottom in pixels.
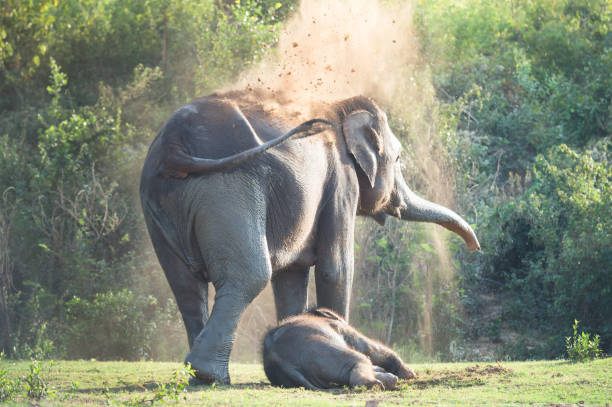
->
140, 90, 480, 384
263, 308, 416, 390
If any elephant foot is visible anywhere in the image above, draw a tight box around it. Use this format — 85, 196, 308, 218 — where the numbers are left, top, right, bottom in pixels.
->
374, 371, 398, 390
185, 351, 230, 385
349, 364, 384, 389
188, 375, 212, 387
398, 365, 417, 380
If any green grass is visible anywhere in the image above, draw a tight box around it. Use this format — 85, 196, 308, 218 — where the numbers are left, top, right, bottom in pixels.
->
2, 358, 611, 406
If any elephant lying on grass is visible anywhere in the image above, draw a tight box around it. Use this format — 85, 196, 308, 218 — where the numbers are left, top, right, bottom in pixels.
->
140, 89, 480, 384
263, 308, 416, 390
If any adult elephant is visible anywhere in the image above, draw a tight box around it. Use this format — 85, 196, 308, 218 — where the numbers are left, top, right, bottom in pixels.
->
140, 90, 480, 384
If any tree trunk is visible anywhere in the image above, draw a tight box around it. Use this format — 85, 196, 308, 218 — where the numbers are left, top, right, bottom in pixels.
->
0, 188, 16, 353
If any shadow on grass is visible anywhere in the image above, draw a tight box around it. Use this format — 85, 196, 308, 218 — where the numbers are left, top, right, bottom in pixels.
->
187, 381, 272, 391
77, 380, 275, 395
74, 380, 161, 394
75, 364, 513, 394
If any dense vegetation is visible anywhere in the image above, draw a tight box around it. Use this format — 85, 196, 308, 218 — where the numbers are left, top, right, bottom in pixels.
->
0, 0, 609, 362
418, 0, 611, 359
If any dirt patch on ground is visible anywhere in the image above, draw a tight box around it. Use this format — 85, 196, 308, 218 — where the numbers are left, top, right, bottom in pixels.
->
463, 364, 512, 375
408, 364, 513, 389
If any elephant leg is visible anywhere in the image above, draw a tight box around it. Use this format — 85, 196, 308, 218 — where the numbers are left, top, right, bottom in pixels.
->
314, 267, 353, 321
186, 264, 270, 384
313, 205, 357, 320
271, 266, 310, 322
311, 343, 381, 389
348, 361, 384, 389
338, 323, 416, 380
148, 231, 208, 348
186, 222, 271, 384
373, 371, 398, 390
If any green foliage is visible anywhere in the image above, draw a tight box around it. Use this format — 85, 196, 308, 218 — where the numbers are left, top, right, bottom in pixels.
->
0, 353, 20, 402
118, 363, 195, 406
151, 363, 195, 402
415, 0, 611, 359
64, 290, 157, 360
9, 284, 56, 360
0, 0, 290, 361
353, 220, 464, 361
418, 0, 611, 177
0, 355, 53, 402
22, 359, 47, 400
471, 144, 612, 357
566, 320, 604, 362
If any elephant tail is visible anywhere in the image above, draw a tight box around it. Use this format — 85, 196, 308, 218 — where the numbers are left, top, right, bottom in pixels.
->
159, 118, 337, 178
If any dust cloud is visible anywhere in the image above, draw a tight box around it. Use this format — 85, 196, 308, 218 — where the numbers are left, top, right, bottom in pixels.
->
229, 0, 460, 360
229, 0, 416, 110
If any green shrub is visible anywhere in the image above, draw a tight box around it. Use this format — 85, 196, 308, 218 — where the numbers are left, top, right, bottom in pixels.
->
63, 289, 158, 360
418, 0, 611, 178
151, 363, 195, 403
473, 144, 612, 357
566, 320, 603, 362
0, 352, 20, 402
22, 360, 47, 400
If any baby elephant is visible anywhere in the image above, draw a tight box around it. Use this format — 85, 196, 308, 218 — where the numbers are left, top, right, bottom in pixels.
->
263, 308, 416, 390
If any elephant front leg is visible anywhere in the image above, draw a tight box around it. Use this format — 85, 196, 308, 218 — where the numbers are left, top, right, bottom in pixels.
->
314, 262, 353, 320
271, 265, 310, 322
314, 206, 356, 320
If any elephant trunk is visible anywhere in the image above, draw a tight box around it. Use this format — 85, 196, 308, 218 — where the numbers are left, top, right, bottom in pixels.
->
397, 182, 481, 251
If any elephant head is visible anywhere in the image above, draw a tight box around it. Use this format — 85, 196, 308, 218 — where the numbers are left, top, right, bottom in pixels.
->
336, 96, 480, 251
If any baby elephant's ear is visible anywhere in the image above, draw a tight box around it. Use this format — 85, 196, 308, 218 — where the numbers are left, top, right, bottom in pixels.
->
342, 110, 382, 188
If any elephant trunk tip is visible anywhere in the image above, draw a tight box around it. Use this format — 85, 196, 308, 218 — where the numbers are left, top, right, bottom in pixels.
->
439, 220, 481, 251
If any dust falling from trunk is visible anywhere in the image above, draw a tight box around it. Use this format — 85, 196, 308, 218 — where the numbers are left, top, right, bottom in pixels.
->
230, 0, 461, 361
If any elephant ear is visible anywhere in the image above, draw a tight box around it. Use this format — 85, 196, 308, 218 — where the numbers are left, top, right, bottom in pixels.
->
342, 110, 382, 188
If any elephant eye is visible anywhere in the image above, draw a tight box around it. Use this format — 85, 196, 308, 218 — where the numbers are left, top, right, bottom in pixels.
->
395, 155, 401, 163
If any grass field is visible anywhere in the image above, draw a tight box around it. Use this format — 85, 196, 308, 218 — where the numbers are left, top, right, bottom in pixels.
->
2, 358, 611, 406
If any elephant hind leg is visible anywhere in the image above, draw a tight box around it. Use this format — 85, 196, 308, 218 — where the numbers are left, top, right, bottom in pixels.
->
348, 361, 383, 389
373, 369, 399, 390
186, 235, 272, 384
186, 266, 270, 384
148, 226, 209, 348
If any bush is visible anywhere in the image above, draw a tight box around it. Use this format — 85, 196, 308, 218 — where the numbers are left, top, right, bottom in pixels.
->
420, 0, 611, 360
63, 289, 158, 360
473, 144, 612, 357
0, 352, 20, 402
22, 360, 47, 400
418, 0, 611, 177
566, 320, 603, 362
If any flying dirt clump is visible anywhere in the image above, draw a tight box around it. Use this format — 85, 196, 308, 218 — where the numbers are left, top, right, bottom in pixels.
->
230, 0, 418, 114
